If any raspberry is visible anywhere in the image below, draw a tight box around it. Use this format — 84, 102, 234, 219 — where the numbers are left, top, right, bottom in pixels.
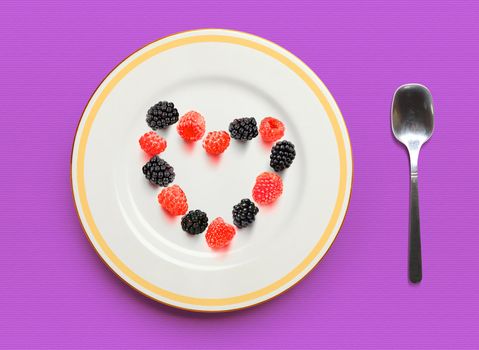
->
181, 210, 209, 235
229, 117, 258, 141
270, 140, 296, 171
146, 101, 179, 129
205, 218, 236, 249
232, 199, 259, 228
139, 131, 167, 155
259, 117, 285, 142
158, 185, 188, 216
142, 156, 175, 186
177, 111, 206, 142
203, 131, 231, 155
252, 172, 283, 205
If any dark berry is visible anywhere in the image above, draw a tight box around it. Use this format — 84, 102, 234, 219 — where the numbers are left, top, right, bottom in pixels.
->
232, 199, 259, 228
270, 140, 296, 171
146, 101, 179, 129
142, 156, 175, 186
228, 117, 258, 141
181, 210, 209, 235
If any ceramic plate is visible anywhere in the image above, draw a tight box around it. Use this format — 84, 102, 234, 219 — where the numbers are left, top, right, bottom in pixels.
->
71, 29, 353, 312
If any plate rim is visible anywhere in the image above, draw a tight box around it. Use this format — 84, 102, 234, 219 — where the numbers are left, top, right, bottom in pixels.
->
71, 28, 353, 312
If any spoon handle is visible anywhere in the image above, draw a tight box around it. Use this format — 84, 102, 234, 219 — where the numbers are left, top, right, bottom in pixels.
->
409, 174, 422, 283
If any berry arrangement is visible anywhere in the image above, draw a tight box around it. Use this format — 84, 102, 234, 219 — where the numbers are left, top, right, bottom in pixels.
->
139, 101, 296, 250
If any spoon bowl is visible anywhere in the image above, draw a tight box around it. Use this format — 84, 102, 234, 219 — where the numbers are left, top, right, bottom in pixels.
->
392, 84, 434, 149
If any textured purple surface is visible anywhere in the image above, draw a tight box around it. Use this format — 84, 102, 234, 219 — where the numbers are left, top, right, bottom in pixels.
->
1, 1, 478, 349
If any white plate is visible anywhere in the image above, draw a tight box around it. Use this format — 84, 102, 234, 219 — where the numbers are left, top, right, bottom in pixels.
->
71, 29, 352, 312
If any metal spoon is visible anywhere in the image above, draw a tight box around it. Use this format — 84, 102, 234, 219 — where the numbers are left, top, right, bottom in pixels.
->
391, 84, 434, 283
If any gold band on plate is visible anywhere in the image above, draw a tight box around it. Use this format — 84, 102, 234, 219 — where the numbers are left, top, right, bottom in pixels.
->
73, 32, 349, 309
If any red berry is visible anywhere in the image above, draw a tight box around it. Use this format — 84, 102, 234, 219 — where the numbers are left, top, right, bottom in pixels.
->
206, 218, 236, 249
203, 131, 231, 155
139, 131, 167, 155
259, 117, 285, 142
158, 185, 188, 216
252, 172, 283, 205
177, 111, 206, 142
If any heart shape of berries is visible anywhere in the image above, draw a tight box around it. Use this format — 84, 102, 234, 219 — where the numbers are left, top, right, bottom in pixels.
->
139, 101, 296, 250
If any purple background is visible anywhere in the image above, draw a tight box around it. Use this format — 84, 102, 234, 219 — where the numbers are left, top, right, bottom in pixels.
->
1, 1, 478, 349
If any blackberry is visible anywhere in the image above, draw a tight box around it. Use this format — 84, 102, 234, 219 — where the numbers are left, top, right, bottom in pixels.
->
228, 117, 258, 141
142, 156, 175, 186
181, 210, 209, 235
146, 101, 179, 129
270, 140, 296, 172
232, 199, 259, 228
